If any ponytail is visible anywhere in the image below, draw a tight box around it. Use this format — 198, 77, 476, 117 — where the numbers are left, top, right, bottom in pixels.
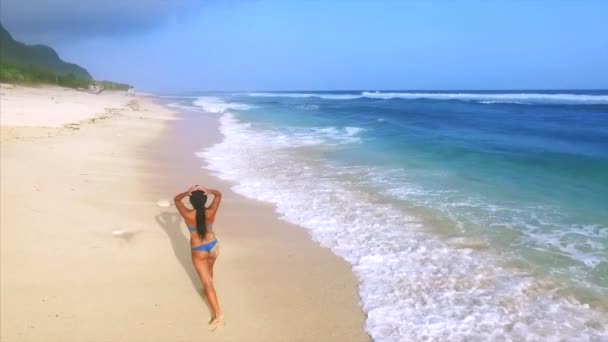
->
189, 190, 208, 239
195, 205, 207, 239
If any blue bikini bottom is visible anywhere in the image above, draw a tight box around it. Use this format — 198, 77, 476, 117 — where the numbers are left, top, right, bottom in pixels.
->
191, 240, 218, 253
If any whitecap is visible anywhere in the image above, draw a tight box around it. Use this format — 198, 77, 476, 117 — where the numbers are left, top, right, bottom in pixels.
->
246, 91, 608, 105
192, 96, 254, 113
361, 91, 608, 105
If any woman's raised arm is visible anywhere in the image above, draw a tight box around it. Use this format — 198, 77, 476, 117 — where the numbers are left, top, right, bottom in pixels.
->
173, 185, 199, 217
206, 189, 222, 212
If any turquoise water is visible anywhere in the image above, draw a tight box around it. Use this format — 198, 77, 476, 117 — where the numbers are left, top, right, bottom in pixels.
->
167, 91, 608, 340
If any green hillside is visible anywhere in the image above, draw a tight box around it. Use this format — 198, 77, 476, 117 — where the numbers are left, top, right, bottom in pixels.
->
0, 23, 131, 90
0, 23, 92, 80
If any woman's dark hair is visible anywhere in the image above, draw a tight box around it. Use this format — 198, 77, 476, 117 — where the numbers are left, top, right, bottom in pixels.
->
189, 190, 208, 239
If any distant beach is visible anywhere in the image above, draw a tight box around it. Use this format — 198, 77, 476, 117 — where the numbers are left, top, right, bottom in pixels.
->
0, 85, 368, 341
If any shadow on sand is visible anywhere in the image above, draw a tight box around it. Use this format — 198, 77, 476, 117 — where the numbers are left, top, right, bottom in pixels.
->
155, 211, 211, 314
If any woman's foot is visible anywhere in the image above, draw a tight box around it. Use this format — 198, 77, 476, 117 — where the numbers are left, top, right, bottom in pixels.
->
208, 315, 225, 331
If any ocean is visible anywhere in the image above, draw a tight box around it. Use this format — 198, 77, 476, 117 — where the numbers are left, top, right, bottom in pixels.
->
165, 91, 608, 340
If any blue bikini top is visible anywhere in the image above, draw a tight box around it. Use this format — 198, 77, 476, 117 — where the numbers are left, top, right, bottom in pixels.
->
187, 223, 213, 232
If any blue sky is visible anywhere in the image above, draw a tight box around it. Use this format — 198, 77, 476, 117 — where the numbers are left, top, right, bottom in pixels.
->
2, 0, 607, 91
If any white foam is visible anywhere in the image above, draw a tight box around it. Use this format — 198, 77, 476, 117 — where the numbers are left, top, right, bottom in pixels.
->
167, 102, 201, 111
199, 113, 608, 340
160, 95, 201, 99
362, 92, 608, 105
296, 104, 320, 110
197, 113, 363, 150
192, 96, 254, 113
383, 180, 608, 272
479, 100, 524, 104
249, 92, 361, 100
247, 91, 608, 105
344, 126, 364, 136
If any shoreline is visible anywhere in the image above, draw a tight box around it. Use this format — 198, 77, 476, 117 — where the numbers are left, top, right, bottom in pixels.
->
146, 102, 369, 341
0, 85, 368, 341
186, 92, 608, 340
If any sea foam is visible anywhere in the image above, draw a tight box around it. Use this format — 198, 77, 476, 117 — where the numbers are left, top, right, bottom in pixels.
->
360, 91, 608, 105
247, 91, 608, 105
192, 96, 254, 113
199, 110, 608, 341
249, 92, 361, 100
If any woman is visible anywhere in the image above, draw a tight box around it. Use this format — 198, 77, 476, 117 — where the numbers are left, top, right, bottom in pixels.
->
174, 184, 224, 330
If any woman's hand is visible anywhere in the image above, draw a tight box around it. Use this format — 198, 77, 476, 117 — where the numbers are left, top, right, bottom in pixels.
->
187, 185, 199, 195
187, 184, 209, 195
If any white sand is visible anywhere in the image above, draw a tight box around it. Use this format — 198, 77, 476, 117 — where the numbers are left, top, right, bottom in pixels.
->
0, 84, 132, 127
0, 85, 368, 341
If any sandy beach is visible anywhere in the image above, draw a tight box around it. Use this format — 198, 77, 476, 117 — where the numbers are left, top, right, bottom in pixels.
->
0, 85, 368, 341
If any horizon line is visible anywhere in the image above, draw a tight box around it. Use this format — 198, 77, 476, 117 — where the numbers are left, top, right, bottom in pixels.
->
153, 88, 608, 94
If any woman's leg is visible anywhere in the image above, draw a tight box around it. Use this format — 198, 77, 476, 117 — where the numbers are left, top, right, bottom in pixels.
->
208, 245, 220, 279
192, 253, 222, 323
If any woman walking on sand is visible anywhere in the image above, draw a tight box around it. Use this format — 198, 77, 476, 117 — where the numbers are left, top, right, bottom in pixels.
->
174, 185, 224, 330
